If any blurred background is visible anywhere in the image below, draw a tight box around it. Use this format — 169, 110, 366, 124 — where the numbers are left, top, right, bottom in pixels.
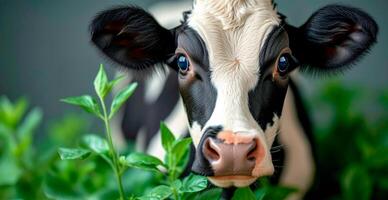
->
1, 0, 387, 127
0, 0, 387, 199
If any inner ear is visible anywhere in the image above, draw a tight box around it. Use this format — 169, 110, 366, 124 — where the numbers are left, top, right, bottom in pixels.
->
286, 4, 378, 73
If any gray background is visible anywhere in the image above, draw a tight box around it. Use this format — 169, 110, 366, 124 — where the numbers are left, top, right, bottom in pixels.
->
0, 0, 387, 129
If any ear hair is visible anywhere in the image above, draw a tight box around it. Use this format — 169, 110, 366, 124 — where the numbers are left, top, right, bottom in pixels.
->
90, 6, 177, 74
286, 4, 378, 76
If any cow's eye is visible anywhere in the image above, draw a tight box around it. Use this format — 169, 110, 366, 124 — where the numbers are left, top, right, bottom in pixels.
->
278, 54, 290, 75
177, 54, 190, 73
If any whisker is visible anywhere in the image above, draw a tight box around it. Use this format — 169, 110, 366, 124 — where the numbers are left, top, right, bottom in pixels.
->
270, 148, 283, 153
270, 145, 284, 150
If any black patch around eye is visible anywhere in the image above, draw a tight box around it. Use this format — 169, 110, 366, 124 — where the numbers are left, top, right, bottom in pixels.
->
176, 27, 216, 128
180, 79, 217, 127
178, 27, 209, 70
260, 25, 288, 71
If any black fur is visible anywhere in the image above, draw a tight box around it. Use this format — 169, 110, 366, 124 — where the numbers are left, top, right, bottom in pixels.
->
121, 71, 180, 147
286, 4, 378, 75
249, 26, 290, 130
177, 27, 217, 127
248, 73, 288, 130
90, 3, 379, 199
90, 6, 176, 72
191, 126, 223, 176
259, 25, 286, 69
220, 187, 237, 200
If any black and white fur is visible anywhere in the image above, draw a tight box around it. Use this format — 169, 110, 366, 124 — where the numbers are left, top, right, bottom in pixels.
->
90, 1, 378, 199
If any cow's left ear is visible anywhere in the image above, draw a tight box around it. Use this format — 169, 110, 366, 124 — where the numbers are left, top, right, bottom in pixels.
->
286, 5, 378, 73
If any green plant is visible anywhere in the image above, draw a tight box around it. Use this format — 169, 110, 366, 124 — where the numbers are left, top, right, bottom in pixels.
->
57, 64, 210, 200
0, 96, 46, 199
309, 81, 388, 200
59, 64, 137, 200
0, 64, 302, 200
125, 123, 208, 200
0, 92, 104, 200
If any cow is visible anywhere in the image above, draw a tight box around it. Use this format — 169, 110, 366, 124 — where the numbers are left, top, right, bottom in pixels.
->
90, 0, 378, 199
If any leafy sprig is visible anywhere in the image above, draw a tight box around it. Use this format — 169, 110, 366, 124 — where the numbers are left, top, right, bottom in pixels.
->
60, 64, 137, 200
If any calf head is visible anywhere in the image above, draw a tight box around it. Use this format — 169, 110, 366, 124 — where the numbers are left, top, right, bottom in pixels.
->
91, 0, 377, 187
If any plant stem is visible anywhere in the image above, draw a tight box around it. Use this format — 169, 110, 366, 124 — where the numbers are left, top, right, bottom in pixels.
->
99, 96, 125, 200
172, 186, 180, 200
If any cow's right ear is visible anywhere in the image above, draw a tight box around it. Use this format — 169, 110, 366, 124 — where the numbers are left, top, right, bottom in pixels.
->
91, 6, 177, 71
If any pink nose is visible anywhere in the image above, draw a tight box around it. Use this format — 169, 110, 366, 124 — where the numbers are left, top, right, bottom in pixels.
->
202, 131, 262, 176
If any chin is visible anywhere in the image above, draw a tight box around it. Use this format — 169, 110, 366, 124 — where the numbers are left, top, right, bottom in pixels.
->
208, 176, 258, 187
207, 165, 275, 188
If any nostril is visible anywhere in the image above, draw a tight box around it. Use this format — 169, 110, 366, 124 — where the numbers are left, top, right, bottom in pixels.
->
246, 141, 257, 161
203, 139, 220, 161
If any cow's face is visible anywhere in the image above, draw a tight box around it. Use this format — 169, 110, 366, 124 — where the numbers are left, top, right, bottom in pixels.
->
91, 1, 377, 187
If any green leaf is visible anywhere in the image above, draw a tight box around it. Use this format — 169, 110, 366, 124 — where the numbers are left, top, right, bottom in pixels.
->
255, 178, 297, 200
160, 122, 175, 152
232, 187, 256, 200
81, 134, 109, 154
17, 107, 42, 139
61, 95, 101, 117
43, 172, 84, 200
181, 174, 208, 193
0, 124, 14, 150
171, 138, 192, 165
365, 147, 388, 170
0, 155, 22, 185
172, 179, 182, 191
47, 113, 89, 146
139, 185, 172, 200
109, 74, 125, 88
342, 165, 372, 200
58, 148, 91, 160
259, 186, 297, 200
109, 82, 138, 119
194, 188, 222, 200
193, 188, 222, 200
0, 96, 28, 128
255, 188, 266, 200
94, 64, 109, 98
12, 108, 42, 157
124, 152, 164, 172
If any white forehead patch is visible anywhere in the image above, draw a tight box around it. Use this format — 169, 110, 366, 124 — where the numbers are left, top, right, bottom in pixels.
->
193, 0, 278, 30
189, 0, 280, 81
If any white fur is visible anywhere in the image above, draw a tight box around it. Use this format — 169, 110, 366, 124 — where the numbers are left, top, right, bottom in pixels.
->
147, 98, 189, 159
144, 70, 169, 104
194, 0, 276, 30
150, 1, 192, 29
188, 0, 280, 137
189, 121, 203, 147
187, 0, 280, 183
279, 84, 315, 200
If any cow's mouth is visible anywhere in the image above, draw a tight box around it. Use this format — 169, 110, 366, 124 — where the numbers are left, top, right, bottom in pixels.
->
206, 164, 275, 187
208, 176, 257, 187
